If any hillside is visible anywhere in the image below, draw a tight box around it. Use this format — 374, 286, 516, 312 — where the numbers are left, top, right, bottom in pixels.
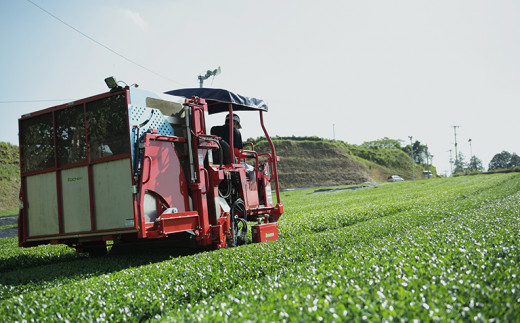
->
253, 137, 436, 189
0, 137, 436, 210
0, 142, 20, 210
255, 140, 374, 188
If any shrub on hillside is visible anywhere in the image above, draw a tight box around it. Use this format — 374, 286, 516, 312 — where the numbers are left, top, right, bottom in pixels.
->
0, 142, 19, 180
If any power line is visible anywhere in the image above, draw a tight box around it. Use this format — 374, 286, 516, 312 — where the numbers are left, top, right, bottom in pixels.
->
0, 99, 74, 104
26, 0, 187, 87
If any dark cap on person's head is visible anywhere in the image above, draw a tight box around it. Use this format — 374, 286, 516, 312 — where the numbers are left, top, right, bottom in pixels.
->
225, 113, 241, 129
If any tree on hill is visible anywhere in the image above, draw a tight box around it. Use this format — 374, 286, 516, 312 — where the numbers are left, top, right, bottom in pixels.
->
402, 140, 429, 165
467, 155, 484, 172
453, 152, 466, 174
361, 137, 403, 150
488, 151, 518, 171
508, 153, 520, 168
0, 142, 19, 166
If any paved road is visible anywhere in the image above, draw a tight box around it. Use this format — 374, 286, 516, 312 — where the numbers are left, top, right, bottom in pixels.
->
0, 214, 17, 238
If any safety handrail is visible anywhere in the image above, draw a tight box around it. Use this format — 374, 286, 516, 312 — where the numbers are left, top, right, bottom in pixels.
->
142, 156, 152, 184
259, 110, 281, 205
240, 150, 259, 182
257, 153, 275, 182
243, 142, 255, 151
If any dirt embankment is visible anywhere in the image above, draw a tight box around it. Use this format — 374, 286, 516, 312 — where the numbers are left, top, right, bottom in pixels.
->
266, 140, 376, 189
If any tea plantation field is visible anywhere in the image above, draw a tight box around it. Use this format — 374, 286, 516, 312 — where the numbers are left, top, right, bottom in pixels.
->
1, 174, 519, 321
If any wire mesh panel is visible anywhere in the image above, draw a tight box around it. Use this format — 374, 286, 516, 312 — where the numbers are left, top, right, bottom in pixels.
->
20, 112, 55, 172
87, 94, 129, 160
55, 104, 87, 166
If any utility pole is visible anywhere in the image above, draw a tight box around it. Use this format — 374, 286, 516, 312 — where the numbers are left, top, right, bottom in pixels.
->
409, 136, 415, 180
452, 125, 460, 173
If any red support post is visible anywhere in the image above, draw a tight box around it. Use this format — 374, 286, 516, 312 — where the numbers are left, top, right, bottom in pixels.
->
260, 111, 281, 207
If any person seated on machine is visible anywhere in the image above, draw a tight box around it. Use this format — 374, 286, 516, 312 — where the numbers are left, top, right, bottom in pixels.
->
210, 114, 254, 180
211, 113, 243, 164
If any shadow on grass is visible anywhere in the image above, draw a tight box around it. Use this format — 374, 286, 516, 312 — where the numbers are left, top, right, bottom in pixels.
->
0, 245, 203, 291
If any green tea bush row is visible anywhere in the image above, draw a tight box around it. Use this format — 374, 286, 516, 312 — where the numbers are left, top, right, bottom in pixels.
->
0, 237, 80, 273
279, 174, 520, 237
5, 174, 514, 274
165, 192, 520, 321
1, 175, 518, 321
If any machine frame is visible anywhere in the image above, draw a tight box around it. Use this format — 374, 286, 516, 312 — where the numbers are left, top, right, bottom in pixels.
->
18, 86, 283, 254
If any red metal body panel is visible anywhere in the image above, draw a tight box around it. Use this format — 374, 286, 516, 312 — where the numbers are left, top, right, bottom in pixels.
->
138, 133, 190, 238
159, 211, 199, 233
252, 222, 278, 243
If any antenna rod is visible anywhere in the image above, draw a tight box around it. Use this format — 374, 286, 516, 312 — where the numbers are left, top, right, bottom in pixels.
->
198, 66, 221, 88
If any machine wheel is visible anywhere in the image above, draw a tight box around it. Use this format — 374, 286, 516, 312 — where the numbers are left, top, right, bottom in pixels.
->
228, 199, 247, 247
234, 216, 248, 246
228, 216, 246, 247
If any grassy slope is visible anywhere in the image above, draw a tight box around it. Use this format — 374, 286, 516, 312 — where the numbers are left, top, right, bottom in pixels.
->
254, 138, 433, 189
1, 138, 433, 205
0, 142, 19, 210
262, 140, 375, 189
0, 174, 519, 321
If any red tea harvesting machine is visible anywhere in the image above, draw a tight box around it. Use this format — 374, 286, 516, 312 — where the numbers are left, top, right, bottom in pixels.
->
17, 78, 283, 255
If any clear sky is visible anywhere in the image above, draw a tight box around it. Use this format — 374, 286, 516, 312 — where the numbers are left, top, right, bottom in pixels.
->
1, 0, 519, 176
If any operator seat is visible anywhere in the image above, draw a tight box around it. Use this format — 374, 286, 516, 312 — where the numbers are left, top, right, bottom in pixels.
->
212, 138, 232, 165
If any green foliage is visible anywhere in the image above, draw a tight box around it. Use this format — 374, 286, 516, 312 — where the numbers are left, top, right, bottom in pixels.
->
171, 191, 520, 321
401, 140, 431, 165
361, 137, 403, 150
1, 174, 519, 321
246, 136, 438, 184
453, 152, 466, 174
0, 142, 19, 165
467, 155, 485, 172
0, 142, 19, 180
485, 167, 520, 175
0, 209, 17, 217
0, 142, 21, 210
247, 136, 324, 145
0, 177, 20, 211
0, 238, 81, 273
349, 143, 410, 170
488, 150, 520, 171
